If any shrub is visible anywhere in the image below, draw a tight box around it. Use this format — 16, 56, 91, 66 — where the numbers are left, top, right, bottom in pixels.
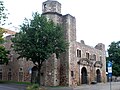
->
26, 84, 39, 90
26, 84, 47, 90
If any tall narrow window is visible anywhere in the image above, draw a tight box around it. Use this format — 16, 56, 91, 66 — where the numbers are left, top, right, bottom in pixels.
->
100, 56, 102, 61
0, 72, 2, 80
77, 49, 81, 58
86, 52, 89, 59
71, 71, 74, 77
19, 67, 23, 82
19, 72, 23, 82
93, 54, 96, 60
8, 72, 12, 80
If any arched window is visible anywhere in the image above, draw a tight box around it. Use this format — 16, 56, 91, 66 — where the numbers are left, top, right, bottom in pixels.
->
44, 4, 47, 8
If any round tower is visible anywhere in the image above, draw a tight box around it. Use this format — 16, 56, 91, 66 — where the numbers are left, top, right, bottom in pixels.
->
42, 0, 61, 14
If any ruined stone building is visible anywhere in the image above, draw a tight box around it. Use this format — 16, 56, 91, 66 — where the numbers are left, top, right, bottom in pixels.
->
0, 0, 106, 86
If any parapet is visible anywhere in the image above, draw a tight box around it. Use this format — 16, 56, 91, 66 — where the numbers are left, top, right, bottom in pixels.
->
95, 43, 105, 51
80, 40, 85, 44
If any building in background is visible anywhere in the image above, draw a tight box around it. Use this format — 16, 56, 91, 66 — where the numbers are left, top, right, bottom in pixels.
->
0, 0, 106, 86
0, 29, 34, 82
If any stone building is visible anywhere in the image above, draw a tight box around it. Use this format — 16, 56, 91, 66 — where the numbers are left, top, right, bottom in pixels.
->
0, 0, 106, 86
40, 0, 106, 86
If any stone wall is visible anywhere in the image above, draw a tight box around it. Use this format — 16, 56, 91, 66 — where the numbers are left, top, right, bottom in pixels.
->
44, 53, 60, 86
61, 14, 76, 86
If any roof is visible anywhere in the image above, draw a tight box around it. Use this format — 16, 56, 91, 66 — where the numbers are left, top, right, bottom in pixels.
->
4, 29, 16, 35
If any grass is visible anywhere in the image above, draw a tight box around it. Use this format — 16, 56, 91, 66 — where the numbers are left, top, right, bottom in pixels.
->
0, 81, 65, 90
0, 80, 31, 85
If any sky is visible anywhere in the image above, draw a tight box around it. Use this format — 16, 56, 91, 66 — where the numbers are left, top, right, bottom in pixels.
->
2, 0, 120, 50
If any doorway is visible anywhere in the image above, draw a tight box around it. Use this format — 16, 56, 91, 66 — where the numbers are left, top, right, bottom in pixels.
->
81, 67, 88, 84
96, 69, 101, 83
31, 66, 38, 83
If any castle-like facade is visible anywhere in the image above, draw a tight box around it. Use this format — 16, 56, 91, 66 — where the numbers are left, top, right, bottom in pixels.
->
1, 0, 106, 86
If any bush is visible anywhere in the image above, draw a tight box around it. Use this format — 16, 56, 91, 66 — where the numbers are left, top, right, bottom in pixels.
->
26, 84, 39, 90
26, 84, 47, 90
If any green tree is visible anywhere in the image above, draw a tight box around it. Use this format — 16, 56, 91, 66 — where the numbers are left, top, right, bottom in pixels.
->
0, 1, 9, 26
107, 41, 120, 76
12, 12, 68, 85
0, 45, 9, 64
0, 1, 9, 64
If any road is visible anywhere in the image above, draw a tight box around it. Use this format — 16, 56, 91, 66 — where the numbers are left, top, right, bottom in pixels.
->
48, 82, 120, 90
0, 82, 119, 90
0, 84, 27, 90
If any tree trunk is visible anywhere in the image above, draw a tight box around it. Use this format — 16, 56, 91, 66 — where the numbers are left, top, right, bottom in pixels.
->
37, 65, 41, 86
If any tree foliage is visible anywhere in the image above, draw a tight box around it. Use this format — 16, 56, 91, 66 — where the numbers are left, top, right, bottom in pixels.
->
0, 1, 9, 64
0, 1, 9, 26
0, 45, 9, 64
0, 29, 9, 64
0, 28, 4, 43
107, 41, 120, 76
12, 12, 68, 85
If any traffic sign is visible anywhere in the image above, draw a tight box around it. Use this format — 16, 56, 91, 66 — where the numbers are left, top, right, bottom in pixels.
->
108, 61, 112, 67
108, 61, 112, 77
108, 67, 112, 73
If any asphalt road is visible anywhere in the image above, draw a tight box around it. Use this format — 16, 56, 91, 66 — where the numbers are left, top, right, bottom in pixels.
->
0, 82, 119, 90
0, 84, 27, 90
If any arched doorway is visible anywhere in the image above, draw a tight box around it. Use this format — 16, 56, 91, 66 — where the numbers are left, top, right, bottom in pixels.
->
31, 66, 38, 83
81, 67, 88, 84
96, 69, 101, 83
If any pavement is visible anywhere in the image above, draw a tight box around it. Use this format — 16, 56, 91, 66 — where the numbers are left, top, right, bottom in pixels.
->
0, 82, 120, 90
48, 82, 120, 90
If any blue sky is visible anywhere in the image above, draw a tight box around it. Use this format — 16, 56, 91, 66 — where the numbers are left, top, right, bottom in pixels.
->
3, 0, 120, 50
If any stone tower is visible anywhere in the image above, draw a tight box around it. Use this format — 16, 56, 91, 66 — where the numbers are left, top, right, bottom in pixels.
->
42, 0, 62, 24
42, 0, 77, 86
42, 0, 61, 14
